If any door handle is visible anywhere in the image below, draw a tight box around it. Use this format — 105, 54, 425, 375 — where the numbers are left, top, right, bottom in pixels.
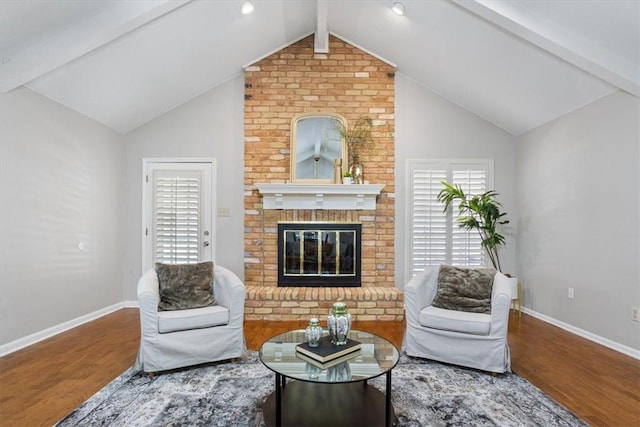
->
203, 241, 210, 247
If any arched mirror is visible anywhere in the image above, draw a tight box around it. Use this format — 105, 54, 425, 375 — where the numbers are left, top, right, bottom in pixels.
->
291, 113, 346, 183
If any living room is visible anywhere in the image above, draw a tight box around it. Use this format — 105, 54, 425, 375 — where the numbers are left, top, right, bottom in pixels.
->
1, 1, 638, 425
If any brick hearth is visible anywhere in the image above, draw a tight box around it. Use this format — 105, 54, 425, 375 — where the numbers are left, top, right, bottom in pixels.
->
243, 34, 402, 321
245, 287, 403, 322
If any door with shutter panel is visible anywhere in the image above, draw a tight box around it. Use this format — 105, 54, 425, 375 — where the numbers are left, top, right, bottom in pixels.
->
142, 160, 215, 271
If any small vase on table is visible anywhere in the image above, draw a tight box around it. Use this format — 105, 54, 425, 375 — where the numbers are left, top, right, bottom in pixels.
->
327, 302, 352, 346
305, 317, 323, 347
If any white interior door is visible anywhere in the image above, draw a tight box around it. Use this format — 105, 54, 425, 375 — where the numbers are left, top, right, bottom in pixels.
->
142, 160, 215, 271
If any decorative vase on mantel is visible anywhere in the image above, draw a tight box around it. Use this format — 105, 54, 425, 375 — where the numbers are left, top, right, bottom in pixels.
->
327, 302, 352, 345
349, 164, 364, 184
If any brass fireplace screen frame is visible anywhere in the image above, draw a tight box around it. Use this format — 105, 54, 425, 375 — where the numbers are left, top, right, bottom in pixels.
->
277, 222, 362, 287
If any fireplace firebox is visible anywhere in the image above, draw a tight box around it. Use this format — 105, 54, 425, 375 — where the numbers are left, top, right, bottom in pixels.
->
277, 222, 361, 287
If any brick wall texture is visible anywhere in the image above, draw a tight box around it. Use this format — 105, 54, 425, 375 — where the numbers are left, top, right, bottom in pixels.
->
243, 35, 402, 321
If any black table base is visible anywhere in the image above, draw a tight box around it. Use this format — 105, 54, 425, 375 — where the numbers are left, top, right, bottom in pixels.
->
262, 376, 396, 427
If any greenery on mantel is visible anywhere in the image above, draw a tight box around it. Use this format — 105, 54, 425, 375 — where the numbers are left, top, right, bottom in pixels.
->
338, 116, 374, 166
437, 181, 510, 272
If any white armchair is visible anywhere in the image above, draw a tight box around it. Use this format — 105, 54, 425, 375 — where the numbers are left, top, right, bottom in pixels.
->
134, 264, 246, 373
403, 266, 512, 373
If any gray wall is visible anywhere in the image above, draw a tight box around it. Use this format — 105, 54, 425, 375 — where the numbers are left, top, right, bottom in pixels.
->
394, 73, 518, 288
121, 76, 245, 301
0, 87, 124, 346
2, 74, 637, 355
517, 90, 640, 350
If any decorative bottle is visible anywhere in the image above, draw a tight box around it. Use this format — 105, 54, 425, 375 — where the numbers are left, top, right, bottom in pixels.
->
333, 158, 343, 184
305, 317, 323, 347
327, 302, 352, 346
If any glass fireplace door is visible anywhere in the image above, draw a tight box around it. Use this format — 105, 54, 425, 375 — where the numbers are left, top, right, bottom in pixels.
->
278, 223, 361, 287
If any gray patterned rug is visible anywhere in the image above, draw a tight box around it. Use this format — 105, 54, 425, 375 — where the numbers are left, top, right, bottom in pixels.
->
56, 352, 586, 427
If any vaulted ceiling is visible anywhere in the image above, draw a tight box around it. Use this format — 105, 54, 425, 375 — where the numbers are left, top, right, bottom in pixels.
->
1, 0, 638, 135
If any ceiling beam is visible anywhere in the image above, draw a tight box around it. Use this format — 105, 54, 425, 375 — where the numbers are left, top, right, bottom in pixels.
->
1, 0, 192, 93
314, 0, 329, 53
452, 0, 639, 97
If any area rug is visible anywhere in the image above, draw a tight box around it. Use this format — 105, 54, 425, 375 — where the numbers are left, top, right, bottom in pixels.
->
56, 352, 586, 427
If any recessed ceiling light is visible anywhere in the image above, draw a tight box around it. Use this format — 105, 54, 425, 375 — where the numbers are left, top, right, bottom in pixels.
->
240, 0, 254, 15
392, 1, 406, 16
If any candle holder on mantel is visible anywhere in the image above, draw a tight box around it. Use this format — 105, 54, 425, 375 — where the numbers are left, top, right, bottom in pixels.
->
334, 158, 343, 184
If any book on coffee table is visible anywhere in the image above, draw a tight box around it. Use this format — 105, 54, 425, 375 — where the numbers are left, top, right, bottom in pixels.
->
295, 335, 361, 363
296, 348, 362, 369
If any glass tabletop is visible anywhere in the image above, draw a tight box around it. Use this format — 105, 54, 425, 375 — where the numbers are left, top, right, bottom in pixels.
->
259, 329, 399, 384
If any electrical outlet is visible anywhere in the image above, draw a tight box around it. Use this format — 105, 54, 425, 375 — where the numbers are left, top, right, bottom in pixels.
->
632, 307, 639, 322
567, 288, 575, 299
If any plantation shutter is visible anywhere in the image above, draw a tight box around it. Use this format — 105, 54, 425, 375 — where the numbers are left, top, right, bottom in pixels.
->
409, 164, 447, 276
153, 171, 202, 264
451, 168, 488, 266
408, 160, 492, 276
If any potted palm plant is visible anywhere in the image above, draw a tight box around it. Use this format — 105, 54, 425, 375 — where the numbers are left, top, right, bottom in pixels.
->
338, 116, 374, 184
437, 181, 510, 272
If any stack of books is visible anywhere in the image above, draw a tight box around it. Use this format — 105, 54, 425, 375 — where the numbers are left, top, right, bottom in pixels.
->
295, 336, 361, 368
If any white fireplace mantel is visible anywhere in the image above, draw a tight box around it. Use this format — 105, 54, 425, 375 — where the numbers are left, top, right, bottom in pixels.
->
255, 183, 384, 210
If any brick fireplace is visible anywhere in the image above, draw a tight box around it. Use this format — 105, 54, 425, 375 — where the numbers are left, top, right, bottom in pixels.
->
243, 35, 403, 321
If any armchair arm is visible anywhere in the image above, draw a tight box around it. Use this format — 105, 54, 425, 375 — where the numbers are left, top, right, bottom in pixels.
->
404, 268, 439, 326
489, 272, 512, 337
137, 268, 160, 337
213, 265, 245, 327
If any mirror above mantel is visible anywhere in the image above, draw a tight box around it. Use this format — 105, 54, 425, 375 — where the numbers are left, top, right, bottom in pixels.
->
290, 113, 346, 183
256, 183, 384, 210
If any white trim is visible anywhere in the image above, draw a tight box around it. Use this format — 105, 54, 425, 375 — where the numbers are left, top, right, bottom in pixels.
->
0, 303, 124, 357
522, 307, 640, 360
3, 301, 637, 361
124, 300, 140, 308
314, 0, 329, 54
256, 183, 384, 210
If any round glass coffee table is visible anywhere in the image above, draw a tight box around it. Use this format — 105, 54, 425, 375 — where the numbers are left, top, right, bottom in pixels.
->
259, 329, 399, 427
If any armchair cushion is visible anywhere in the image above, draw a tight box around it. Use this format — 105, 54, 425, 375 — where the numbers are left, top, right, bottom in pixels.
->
431, 265, 495, 314
156, 262, 216, 311
158, 305, 229, 333
419, 306, 491, 335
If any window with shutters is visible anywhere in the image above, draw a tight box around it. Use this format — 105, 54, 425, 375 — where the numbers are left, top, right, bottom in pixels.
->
407, 159, 493, 277
153, 172, 201, 264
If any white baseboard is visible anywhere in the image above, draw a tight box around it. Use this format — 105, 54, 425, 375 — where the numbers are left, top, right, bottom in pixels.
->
3, 301, 637, 361
522, 307, 640, 360
0, 302, 124, 357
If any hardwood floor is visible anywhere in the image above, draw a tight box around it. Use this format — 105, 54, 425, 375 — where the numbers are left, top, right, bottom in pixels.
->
1, 309, 638, 426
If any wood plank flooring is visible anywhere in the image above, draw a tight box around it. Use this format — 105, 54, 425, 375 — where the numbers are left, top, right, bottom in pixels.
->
0, 309, 638, 426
